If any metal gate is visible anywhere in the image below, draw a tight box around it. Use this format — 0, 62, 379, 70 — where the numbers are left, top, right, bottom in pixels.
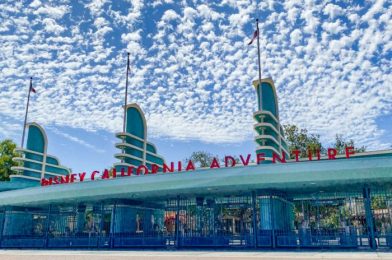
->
370, 190, 392, 248
274, 192, 370, 248
47, 204, 109, 248
174, 196, 254, 248
1, 187, 392, 250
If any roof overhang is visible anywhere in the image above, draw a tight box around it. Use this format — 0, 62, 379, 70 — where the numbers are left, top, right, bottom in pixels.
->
1, 154, 392, 207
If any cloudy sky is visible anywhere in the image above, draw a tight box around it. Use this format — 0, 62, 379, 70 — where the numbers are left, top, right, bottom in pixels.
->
0, 0, 391, 173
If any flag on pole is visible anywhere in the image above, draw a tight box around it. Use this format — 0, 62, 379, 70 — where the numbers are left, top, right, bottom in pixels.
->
248, 29, 259, 45
30, 85, 36, 93
248, 19, 263, 109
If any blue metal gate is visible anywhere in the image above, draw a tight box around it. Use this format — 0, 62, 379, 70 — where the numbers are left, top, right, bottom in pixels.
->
0, 187, 391, 250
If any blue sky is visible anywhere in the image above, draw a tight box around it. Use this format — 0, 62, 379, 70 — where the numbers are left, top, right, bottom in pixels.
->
0, 0, 391, 173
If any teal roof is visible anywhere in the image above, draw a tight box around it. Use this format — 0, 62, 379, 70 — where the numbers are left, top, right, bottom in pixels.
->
0, 181, 37, 192
126, 105, 146, 139
26, 124, 45, 153
0, 151, 391, 207
10, 123, 71, 187
115, 103, 164, 171
253, 78, 288, 160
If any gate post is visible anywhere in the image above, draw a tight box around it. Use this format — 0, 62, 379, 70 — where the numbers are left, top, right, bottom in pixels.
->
44, 204, 52, 248
0, 207, 7, 248
252, 191, 258, 248
175, 196, 180, 248
98, 203, 104, 249
363, 186, 376, 249
110, 202, 117, 249
270, 195, 276, 248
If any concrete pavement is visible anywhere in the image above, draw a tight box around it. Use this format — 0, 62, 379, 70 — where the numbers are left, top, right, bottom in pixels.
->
1, 250, 392, 260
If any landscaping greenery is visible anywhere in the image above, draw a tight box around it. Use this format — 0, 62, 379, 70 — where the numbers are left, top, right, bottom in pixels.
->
283, 124, 366, 159
0, 139, 18, 181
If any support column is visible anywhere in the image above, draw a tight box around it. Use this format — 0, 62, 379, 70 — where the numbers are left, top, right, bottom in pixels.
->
363, 186, 377, 249
76, 205, 86, 235
175, 196, 180, 248
99, 204, 104, 248
45, 204, 52, 248
252, 191, 258, 248
110, 203, 117, 249
0, 207, 8, 248
270, 195, 276, 248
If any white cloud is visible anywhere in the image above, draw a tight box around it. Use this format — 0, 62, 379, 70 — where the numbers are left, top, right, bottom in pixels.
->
361, 0, 385, 21
323, 3, 343, 20
290, 29, 302, 45
30, 0, 42, 8
287, 7, 299, 23
161, 9, 180, 22
322, 20, 346, 34
0, 0, 391, 153
42, 18, 65, 34
34, 5, 69, 19
86, 0, 108, 16
121, 31, 141, 42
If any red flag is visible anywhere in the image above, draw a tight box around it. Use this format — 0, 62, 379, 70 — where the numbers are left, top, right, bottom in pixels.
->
30, 85, 36, 93
248, 29, 259, 45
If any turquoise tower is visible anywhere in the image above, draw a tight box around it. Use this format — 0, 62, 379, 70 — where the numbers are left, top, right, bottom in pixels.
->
253, 78, 294, 235
11, 122, 71, 185
253, 78, 289, 162
114, 103, 164, 173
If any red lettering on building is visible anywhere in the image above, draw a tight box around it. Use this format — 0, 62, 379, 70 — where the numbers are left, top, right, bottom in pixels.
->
308, 149, 313, 161
292, 150, 300, 161
163, 162, 174, 173
186, 160, 195, 171
272, 152, 286, 163
91, 170, 99, 180
40, 147, 356, 186
137, 165, 148, 175
151, 164, 159, 174
225, 156, 236, 167
240, 154, 251, 166
127, 167, 133, 176
79, 172, 86, 182
177, 161, 182, 172
102, 169, 110, 179
256, 153, 265, 164
328, 148, 338, 160
210, 158, 220, 169
345, 146, 355, 158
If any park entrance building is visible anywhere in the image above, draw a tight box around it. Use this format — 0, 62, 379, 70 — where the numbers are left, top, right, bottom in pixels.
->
0, 79, 391, 250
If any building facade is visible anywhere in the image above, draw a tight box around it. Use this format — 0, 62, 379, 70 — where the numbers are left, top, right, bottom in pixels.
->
253, 78, 289, 161
7, 123, 70, 189
114, 103, 164, 173
0, 79, 391, 250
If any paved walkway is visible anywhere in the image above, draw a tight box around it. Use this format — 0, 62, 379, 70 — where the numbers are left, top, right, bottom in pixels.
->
1, 250, 392, 260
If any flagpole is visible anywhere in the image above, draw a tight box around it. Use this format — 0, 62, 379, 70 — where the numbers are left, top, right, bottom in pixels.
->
121, 53, 130, 163
123, 52, 130, 133
256, 18, 263, 109
21, 77, 32, 148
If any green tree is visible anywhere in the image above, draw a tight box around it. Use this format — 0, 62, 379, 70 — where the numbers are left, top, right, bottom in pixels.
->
283, 124, 324, 159
186, 151, 215, 168
283, 125, 366, 159
220, 155, 241, 165
371, 196, 387, 210
0, 139, 18, 181
334, 134, 366, 154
